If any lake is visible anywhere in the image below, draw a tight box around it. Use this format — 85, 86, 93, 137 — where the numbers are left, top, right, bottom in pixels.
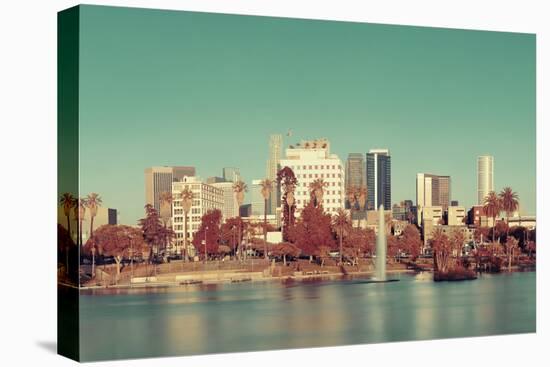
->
79, 271, 536, 361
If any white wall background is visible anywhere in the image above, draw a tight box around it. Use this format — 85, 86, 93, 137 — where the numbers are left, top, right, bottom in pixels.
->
0, 1, 548, 366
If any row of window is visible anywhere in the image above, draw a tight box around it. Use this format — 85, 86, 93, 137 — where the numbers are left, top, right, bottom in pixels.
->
290, 164, 342, 170
296, 190, 341, 196
299, 181, 342, 187
296, 173, 341, 179
295, 198, 342, 205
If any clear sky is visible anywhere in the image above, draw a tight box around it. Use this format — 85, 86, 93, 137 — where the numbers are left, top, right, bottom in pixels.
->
77, 5, 536, 225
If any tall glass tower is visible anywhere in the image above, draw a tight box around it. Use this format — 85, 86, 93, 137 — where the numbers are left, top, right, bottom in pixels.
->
477, 155, 494, 205
366, 149, 391, 210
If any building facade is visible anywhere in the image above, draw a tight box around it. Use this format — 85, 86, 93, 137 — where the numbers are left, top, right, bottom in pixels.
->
250, 179, 265, 216
447, 206, 466, 226
345, 153, 365, 209
421, 206, 443, 249
366, 149, 391, 210
222, 167, 241, 183
171, 177, 224, 254
477, 155, 494, 205
211, 181, 239, 222
280, 138, 345, 216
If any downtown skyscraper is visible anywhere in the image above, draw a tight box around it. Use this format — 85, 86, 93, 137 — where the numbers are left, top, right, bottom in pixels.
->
477, 155, 494, 205
416, 173, 451, 211
345, 153, 365, 208
266, 134, 282, 215
366, 149, 391, 210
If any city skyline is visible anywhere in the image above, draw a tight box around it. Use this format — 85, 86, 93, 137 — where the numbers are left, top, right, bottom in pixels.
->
77, 7, 536, 224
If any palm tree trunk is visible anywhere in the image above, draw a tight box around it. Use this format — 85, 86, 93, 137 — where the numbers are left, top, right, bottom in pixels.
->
79, 219, 83, 246
264, 199, 268, 260
66, 215, 71, 275
493, 216, 497, 243
339, 228, 343, 265
183, 211, 188, 262
90, 216, 95, 240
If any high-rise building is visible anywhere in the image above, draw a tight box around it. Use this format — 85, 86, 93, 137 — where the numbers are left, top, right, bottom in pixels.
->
477, 155, 494, 205
280, 138, 345, 216
172, 166, 196, 181
250, 179, 265, 216
416, 173, 451, 209
366, 149, 391, 210
222, 167, 240, 182
345, 153, 365, 207
266, 134, 283, 215
145, 166, 174, 214
206, 176, 226, 184
211, 181, 239, 222
172, 177, 223, 254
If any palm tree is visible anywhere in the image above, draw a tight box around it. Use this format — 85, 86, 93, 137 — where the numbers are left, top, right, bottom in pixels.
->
180, 187, 194, 262
357, 186, 368, 227
233, 180, 248, 259
74, 198, 87, 246
286, 189, 295, 226
60, 192, 76, 275
499, 187, 519, 236
483, 191, 501, 242
333, 209, 350, 265
346, 186, 358, 226
159, 191, 173, 250
309, 178, 327, 207
85, 193, 102, 240
259, 179, 273, 260
60, 193, 76, 239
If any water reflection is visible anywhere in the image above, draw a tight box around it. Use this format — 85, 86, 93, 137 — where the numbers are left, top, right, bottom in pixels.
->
79, 272, 536, 361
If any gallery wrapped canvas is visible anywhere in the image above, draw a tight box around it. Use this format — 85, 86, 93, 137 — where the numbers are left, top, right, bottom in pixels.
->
58, 4, 536, 362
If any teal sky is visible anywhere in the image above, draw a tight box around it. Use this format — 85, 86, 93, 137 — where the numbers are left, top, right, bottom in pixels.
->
78, 5, 536, 225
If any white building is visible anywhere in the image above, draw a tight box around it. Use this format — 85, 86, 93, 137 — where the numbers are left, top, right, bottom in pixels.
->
422, 206, 443, 249
280, 138, 345, 216
211, 181, 239, 222
171, 177, 223, 254
477, 155, 494, 205
448, 206, 466, 226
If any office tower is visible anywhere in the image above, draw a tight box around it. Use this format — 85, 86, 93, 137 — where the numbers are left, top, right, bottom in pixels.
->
172, 177, 224, 253
145, 166, 197, 213
345, 153, 365, 207
416, 173, 451, 210
279, 138, 345, 216
144, 166, 174, 213
222, 167, 241, 182
206, 176, 226, 184
266, 134, 283, 215
250, 179, 265, 216
366, 149, 391, 210
211, 181, 239, 221
477, 155, 494, 205
172, 166, 196, 181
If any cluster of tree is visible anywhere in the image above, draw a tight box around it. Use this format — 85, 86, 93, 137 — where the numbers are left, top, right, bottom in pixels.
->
83, 224, 149, 280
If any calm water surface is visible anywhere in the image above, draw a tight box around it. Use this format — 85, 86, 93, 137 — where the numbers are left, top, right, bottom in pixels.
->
79, 271, 535, 361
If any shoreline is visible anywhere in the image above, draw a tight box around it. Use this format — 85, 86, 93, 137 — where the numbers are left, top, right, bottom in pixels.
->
78, 268, 417, 291
69, 265, 536, 292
